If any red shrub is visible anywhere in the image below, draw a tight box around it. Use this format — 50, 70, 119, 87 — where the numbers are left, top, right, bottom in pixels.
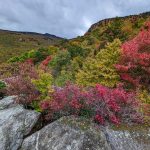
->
41, 83, 142, 125
41, 56, 52, 66
115, 22, 150, 90
94, 114, 104, 124
25, 58, 34, 64
6, 76, 39, 106
40, 56, 52, 71
5, 63, 40, 106
40, 83, 89, 120
89, 84, 142, 125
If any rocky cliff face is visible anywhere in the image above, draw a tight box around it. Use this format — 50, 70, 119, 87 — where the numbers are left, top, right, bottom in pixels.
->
0, 96, 150, 150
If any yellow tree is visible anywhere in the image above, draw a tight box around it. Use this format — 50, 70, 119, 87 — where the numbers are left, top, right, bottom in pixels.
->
76, 39, 121, 87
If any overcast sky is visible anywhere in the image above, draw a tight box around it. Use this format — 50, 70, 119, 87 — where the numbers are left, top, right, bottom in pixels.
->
0, 0, 150, 38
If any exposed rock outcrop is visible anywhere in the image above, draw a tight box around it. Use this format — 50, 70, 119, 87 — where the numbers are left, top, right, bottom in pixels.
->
0, 96, 40, 150
0, 96, 150, 150
20, 117, 111, 150
0, 96, 17, 110
105, 127, 150, 150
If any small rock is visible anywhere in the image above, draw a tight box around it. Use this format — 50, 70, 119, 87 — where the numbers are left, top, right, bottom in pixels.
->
0, 96, 16, 110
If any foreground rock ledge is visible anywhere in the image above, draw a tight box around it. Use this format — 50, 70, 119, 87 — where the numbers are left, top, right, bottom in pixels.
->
0, 96, 40, 150
20, 116, 150, 150
20, 117, 111, 150
0, 96, 150, 150
105, 126, 150, 150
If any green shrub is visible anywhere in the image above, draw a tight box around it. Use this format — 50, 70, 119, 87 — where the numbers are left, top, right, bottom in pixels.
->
0, 81, 6, 90
0, 81, 6, 98
31, 70, 53, 100
54, 70, 74, 87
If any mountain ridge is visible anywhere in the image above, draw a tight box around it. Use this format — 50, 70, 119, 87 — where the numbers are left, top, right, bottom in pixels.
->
0, 29, 64, 40
86, 11, 150, 34
0, 28, 64, 63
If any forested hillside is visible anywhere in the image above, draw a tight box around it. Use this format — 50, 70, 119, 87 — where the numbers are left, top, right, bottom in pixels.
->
0, 12, 150, 127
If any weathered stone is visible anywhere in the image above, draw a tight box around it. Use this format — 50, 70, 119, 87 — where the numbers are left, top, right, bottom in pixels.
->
0, 97, 40, 150
104, 126, 150, 150
20, 116, 111, 150
0, 96, 16, 110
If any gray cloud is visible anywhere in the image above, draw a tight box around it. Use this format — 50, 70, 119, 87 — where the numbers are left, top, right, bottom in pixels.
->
0, 0, 149, 38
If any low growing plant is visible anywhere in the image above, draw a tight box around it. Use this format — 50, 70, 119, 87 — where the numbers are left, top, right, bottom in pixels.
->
115, 22, 150, 91
40, 83, 142, 125
5, 63, 39, 107
0, 81, 6, 99
0, 81, 6, 90
5, 62, 53, 110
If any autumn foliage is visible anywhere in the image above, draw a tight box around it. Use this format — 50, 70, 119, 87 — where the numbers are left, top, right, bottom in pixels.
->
5, 63, 39, 106
115, 22, 150, 91
40, 83, 142, 125
76, 39, 121, 87
4, 20, 150, 127
5, 62, 53, 108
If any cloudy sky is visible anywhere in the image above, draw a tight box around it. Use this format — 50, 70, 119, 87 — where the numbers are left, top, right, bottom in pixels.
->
0, 0, 150, 38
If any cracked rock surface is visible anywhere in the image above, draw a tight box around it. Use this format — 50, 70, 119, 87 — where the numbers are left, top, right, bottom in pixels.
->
20, 117, 111, 150
0, 96, 40, 150
20, 117, 150, 150
104, 127, 150, 150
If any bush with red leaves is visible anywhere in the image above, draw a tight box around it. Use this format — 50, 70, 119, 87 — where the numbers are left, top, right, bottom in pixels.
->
40, 56, 52, 71
115, 22, 150, 90
40, 83, 142, 125
90, 84, 142, 125
5, 63, 40, 107
41, 56, 52, 66
40, 83, 90, 120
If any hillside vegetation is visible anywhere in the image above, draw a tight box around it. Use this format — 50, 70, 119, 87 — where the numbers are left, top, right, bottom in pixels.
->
1, 12, 150, 127
0, 29, 64, 63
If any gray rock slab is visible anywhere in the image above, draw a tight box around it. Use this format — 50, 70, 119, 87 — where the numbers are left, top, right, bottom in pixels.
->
0, 97, 40, 150
105, 127, 150, 150
20, 116, 111, 150
0, 96, 17, 110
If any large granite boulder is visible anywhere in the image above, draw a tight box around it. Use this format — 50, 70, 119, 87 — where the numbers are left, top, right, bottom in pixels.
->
20, 117, 111, 150
0, 96, 40, 150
